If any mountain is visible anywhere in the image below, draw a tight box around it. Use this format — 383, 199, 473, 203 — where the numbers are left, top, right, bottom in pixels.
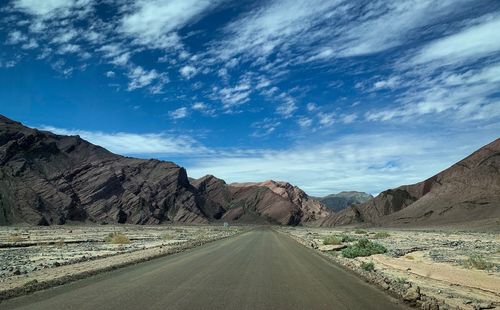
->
193, 177, 331, 225
0, 115, 330, 226
316, 138, 500, 228
0, 115, 207, 225
314, 191, 373, 212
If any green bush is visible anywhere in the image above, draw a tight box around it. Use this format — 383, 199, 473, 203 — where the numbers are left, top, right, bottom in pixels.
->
373, 231, 391, 239
339, 234, 357, 242
464, 254, 493, 270
323, 235, 342, 245
355, 229, 367, 234
104, 232, 130, 244
361, 261, 375, 272
342, 238, 387, 258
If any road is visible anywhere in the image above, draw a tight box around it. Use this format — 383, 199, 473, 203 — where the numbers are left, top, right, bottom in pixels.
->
2, 228, 408, 310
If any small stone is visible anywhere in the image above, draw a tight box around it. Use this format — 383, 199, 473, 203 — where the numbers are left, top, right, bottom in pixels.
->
403, 286, 421, 303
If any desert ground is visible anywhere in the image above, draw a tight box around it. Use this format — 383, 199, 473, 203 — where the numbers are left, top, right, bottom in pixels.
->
0, 224, 243, 300
0, 227, 408, 310
280, 227, 500, 310
0, 225, 498, 310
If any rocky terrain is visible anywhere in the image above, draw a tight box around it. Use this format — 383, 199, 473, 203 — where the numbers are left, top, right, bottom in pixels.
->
314, 191, 373, 212
0, 115, 329, 226
315, 138, 500, 228
0, 224, 244, 300
193, 176, 330, 225
282, 227, 500, 310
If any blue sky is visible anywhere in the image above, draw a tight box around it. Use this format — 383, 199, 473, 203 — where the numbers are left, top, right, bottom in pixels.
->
1, 0, 499, 196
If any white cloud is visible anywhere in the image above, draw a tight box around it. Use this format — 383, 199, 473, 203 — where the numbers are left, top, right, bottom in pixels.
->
169, 107, 189, 119
276, 96, 297, 118
297, 117, 312, 127
373, 77, 401, 90
341, 113, 357, 124
57, 43, 80, 54
251, 118, 281, 138
105, 71, 115, 78
21, 39, 39, 49
366, 62, 500, 122
306, 102, 317, 111
411, 14, 500, 66
179, 65, 197, 79
38, 126, 208, 155
127, 66, 165, 91
216, 83, 252, 109
13, 0, 90, 17
318, 112, 335, 127
186, 132, 495, 196
120, 0, 218, 48
6, 30, 28, 44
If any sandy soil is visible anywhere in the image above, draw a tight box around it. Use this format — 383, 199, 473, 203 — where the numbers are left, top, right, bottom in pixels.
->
0, 225, 244, 300
281, 227, 499, 310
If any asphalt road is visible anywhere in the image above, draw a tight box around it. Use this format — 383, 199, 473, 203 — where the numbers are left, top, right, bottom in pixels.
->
2, 228, 408, 310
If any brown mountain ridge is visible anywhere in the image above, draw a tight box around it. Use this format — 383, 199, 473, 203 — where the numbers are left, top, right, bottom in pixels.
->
0, 115, 329, 226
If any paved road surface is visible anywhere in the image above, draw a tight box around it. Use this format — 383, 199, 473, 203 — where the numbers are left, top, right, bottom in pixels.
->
2, 228, 408, 310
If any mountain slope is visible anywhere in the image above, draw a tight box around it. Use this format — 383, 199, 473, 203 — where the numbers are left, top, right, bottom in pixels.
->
0, 115, 207, 225
316, 138, 500, 227
0, 115, 330, 226
192, 177, 331, 225
315, 191, 373, 212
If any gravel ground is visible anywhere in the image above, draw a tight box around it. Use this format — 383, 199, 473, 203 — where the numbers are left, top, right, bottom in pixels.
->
0, 224, 244, 299
280, 227, 500, 310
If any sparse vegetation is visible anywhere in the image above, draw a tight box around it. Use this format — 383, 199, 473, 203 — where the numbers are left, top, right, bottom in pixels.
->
341, 238, 387, 258
323, 235, 342, 245
163, 233, 175, 240
355, 229, 367, 234
104, 232, 130, 244
7, 233, 24, 242
463, 254, 493, 270
361, 261, 375, 272
338, 234, 357, 242
55, 239, 65, 247
405, 255, 415, 260
373, 231, 390, 239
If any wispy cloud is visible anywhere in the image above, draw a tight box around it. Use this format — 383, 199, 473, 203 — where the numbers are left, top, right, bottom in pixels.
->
411, 14, 500, 67
186, 132, 495, 196
39, 125, 208, 156
169, 107, 189, 119
120, 0, 220, 49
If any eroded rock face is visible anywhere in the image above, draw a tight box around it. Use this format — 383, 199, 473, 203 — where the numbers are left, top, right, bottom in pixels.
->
0, 115, 207, 225
192, 177, 331, 225
255, 180, 331, 222
316, 138, 500, 227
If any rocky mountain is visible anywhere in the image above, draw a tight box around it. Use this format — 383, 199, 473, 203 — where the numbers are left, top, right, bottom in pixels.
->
316, 138, 500, 227
0, 115, 330, 226
192, 177, 330, 225
314, 191, 373, 212
0, 115, 207, 225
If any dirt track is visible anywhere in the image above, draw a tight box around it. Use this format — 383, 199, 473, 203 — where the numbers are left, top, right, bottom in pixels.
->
2, 228, 408, 310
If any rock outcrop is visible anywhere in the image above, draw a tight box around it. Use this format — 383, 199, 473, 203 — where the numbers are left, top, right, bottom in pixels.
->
192, 178, 331, 225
